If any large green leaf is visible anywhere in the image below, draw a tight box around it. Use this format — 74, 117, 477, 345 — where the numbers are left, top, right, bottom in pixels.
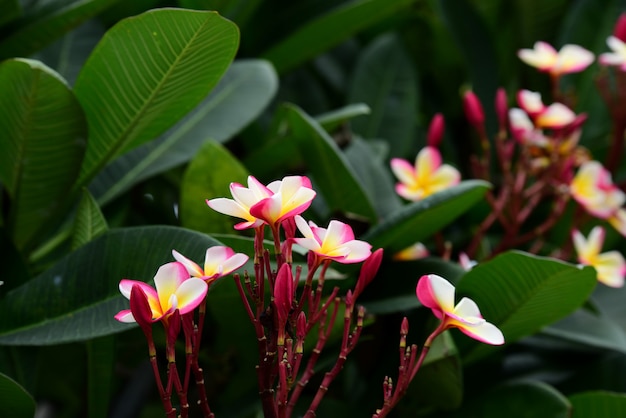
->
0, 0, 20, 28
71, 188, 108, 250
457, 251, 597, 362
73, 8, 239, 186
0, 226, 223, 345
89, 60, 276, 206
0, 58, 86, 251
316, 103, 371, 133
261, 0, 415, 74
362, 180, 490, 253
570, 391, 626, 418
0, 373, 35, 418
180, 141, 249, 234
348, 32, 418, 158
285, 104, 378, 222
0, 0, 121, 60
87, 336, 114, 418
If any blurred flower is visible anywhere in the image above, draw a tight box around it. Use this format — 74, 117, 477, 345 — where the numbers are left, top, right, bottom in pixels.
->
114, 262, 208, 323
509, 108, 548, 146
518, 41, 594, 76
463, 91, 485, 132
294, 215, 372, 264
391, 146, 461, 201
426, 113, 445, 148
207, 175, 316, 230
393, 242, 429, 261
599, 36, 626, 71
172, 246, 248, 285
517, 89, 545, 117
570, 161, 626, 235
416, 274, 504, 345
573, 226, 626, 287
459, 252, 477, 271
535, 103, 577, 129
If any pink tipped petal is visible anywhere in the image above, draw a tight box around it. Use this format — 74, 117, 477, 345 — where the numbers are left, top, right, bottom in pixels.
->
394, 242, 429, 261
207, 198, 252, 220
250, 196, 282, 225
451, 297, 485, 325
247, 176, 273, 198
416, 275, 444, 319
172, 249, 204, 277
119, 279, 158, 301
609, 209, 626, 237
390, 158, 417, 187
555, 44, 594, 74
417, 274, 455, 313
415, 147, 442, 183
428, 165, 461, 192
323, 220, 356, 249
219, 253, 249, 276
337, 240, 372, 263
518, 42, 557, 70
595, 251, 626, 287
535, 103, 576, 129
517, 90, 545, 115
457, 321, 505, 345
572, 229, 591, 263
395, 184, 423, 201
154, 262, 189, 310
114, 309, 136, 323
174, 278, 208, 314
293, 237, 322, 253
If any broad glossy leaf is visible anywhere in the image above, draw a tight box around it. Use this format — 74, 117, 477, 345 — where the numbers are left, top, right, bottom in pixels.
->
0, 0, 20, 27
362, 180, 490, 253
348, 33, 418, 157
0, 0, 121, 60
262, 0, 415, 74
316, 103, 371, 133
0, 226, 223, 345
87, 336, 114, 418
0, 58, 86, 250
89, 60, 276, 206
570, 391, 626, 417
180, 141, 249, 234
285, 104, 378, 222
0, 373, 35, 418
74, 9, 239, 186
457, 251, 597, 362
71, 188, 108, 250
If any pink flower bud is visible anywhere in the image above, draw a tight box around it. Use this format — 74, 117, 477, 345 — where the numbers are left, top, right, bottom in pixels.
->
166, 309, 181, 346
353, 248, 383, 299
129, 285, 154, 330
400, 317, 409, 336
463, 91, 485, 133
273, 264, 294, 327
615, 13, 626, 42
495, 88, 508, 132
296, 311, 307, 340
426, 113, 445, 148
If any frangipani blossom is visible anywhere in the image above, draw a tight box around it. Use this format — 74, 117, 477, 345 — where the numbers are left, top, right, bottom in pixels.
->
391, 146, 461, 201
207, 175, 316, 230
570, 161, 626, 235
172, 246, 248, 284
114, 262, 208, 324
294, 215, 372, 264
509, 108, 548, 146
393, 242, 429, 261
534, 103, 577, 129
459, 253, 477, 271
416, 274, 504, 345
517, 89, 545, 116
518, 41, 594, 76
573, 227, 626, 287
599, 36, 626, 71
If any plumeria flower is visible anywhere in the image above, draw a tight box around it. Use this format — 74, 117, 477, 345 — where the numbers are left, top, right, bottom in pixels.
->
114, 262, 208, 324
573, 227, 626, 287
416, 274, 504, 345
599, 36, 626, 71
534, 103, 577, 129
391, 146, 461, 201
570, 161, 626, 235
172, 246, 248, 285
393, 242, 429, 261
207, 175, 316, 230
517, 89, 545, 117
459, 252, 477, 271
518, 41, 594, 76
509, 108, 548, 146
293, 215, 372, 265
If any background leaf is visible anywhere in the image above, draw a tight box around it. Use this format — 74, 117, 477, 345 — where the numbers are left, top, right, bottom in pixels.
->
73, 8, 239, 185
0, 373, 35, 418
89, 59, 277, 206
0, 58, 86, 251
569, 391, 626, 418
0, 226, 223, 345
71, 188, 109, 250
0, 0, 20, 28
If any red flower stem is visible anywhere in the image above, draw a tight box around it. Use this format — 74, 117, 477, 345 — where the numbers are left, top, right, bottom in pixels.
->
307, 287, 340, 333
145, 333, 176, 418
311, 261, 330, 314
277, 344, 289, 418
235, 275, 256, 323
294, 263, 320, 318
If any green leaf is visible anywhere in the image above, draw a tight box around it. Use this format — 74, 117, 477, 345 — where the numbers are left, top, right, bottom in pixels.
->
73, 8, 239, 186
0, 58, 86, 251
315, 103, 371, 133
87, 336, 115, 418
180, 141, 249, 234
0, 226, 223, 345
362, 180, 490, 253
0, 373, 35, 418
71, 188, 109, 250
457, 251, 597, 363
348, 32, 418, 157
89, 60, 276, 206
569, 391, 626, 418
178, 0, 262, 28
0, 0, 20, 28
285, 103, 378, 222
0, 0, 122, 60
262, 0, 415, 74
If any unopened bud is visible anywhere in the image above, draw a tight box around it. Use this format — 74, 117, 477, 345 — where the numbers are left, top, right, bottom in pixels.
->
296, 311, 307, 340
463, 90, 485, 132
615, 13, 626, 42
273, 264, 294, 327
495, 88, 508, 133
353, 248, 383, 299
426, 113, 445, 148
129, 285, 154, 332
400, 317, 409, 336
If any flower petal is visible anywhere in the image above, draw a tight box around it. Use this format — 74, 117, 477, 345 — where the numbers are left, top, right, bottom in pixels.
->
172, 249, 204, 277
174, 278, 208, 315
609, 209, 626, 237
390, 158, 417, 188
595, 251, 626, 287
154, 262, 189, 312
456, 321, 505, 345
518, 41, 557, 71
450, 297, 485, 325
114, 309, 136, 323
535, 103, 576, 129
554, 44, 595, 74
416, 274, 455, 316
415, 146, 442, 185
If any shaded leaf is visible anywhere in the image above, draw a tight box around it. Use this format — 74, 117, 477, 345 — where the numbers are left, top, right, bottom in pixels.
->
0, 58, 86, 250
0, 373, 35, 418
0, 0, 20, 27
71, 188, 108, 250
87, 336, 115, 418
89, 60, 275, 206
316, 103, 370, 133
180, 141, 249, 235
362, 180, 490, 253
74, 9, 239, 186
262, 0, 415, 74
570, 391, 626, 418
0, 226, 223, 345
348, 32, 418, 157
457, 251, 597, 362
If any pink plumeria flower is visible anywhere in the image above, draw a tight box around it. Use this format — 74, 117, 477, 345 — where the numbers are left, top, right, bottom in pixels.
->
509, 108, 548, 146
114, 262, 208, 323
518, 41, 594, 76
294, 215, 372, 264
416, 274, 504, 345
393, 242, 429, 261
207, 175, 316, 230
517, 89, 545, 117
570, 161, 626, 235
573, 227, 626, 288
534, 103, 577, 129
599, 36, 626, 71
390, 146, 461, 201
172, 246, 248, 285
459, 252, 477, 271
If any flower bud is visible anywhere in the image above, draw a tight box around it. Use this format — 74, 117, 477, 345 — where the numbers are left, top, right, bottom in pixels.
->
463, 90, 485, 132
273, 263, 294, 327
353, 248, 383, 299
426, 113, 445, 148
129, 285, 154, 331
615, 13, 626, 42
495, 88, 508, 132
